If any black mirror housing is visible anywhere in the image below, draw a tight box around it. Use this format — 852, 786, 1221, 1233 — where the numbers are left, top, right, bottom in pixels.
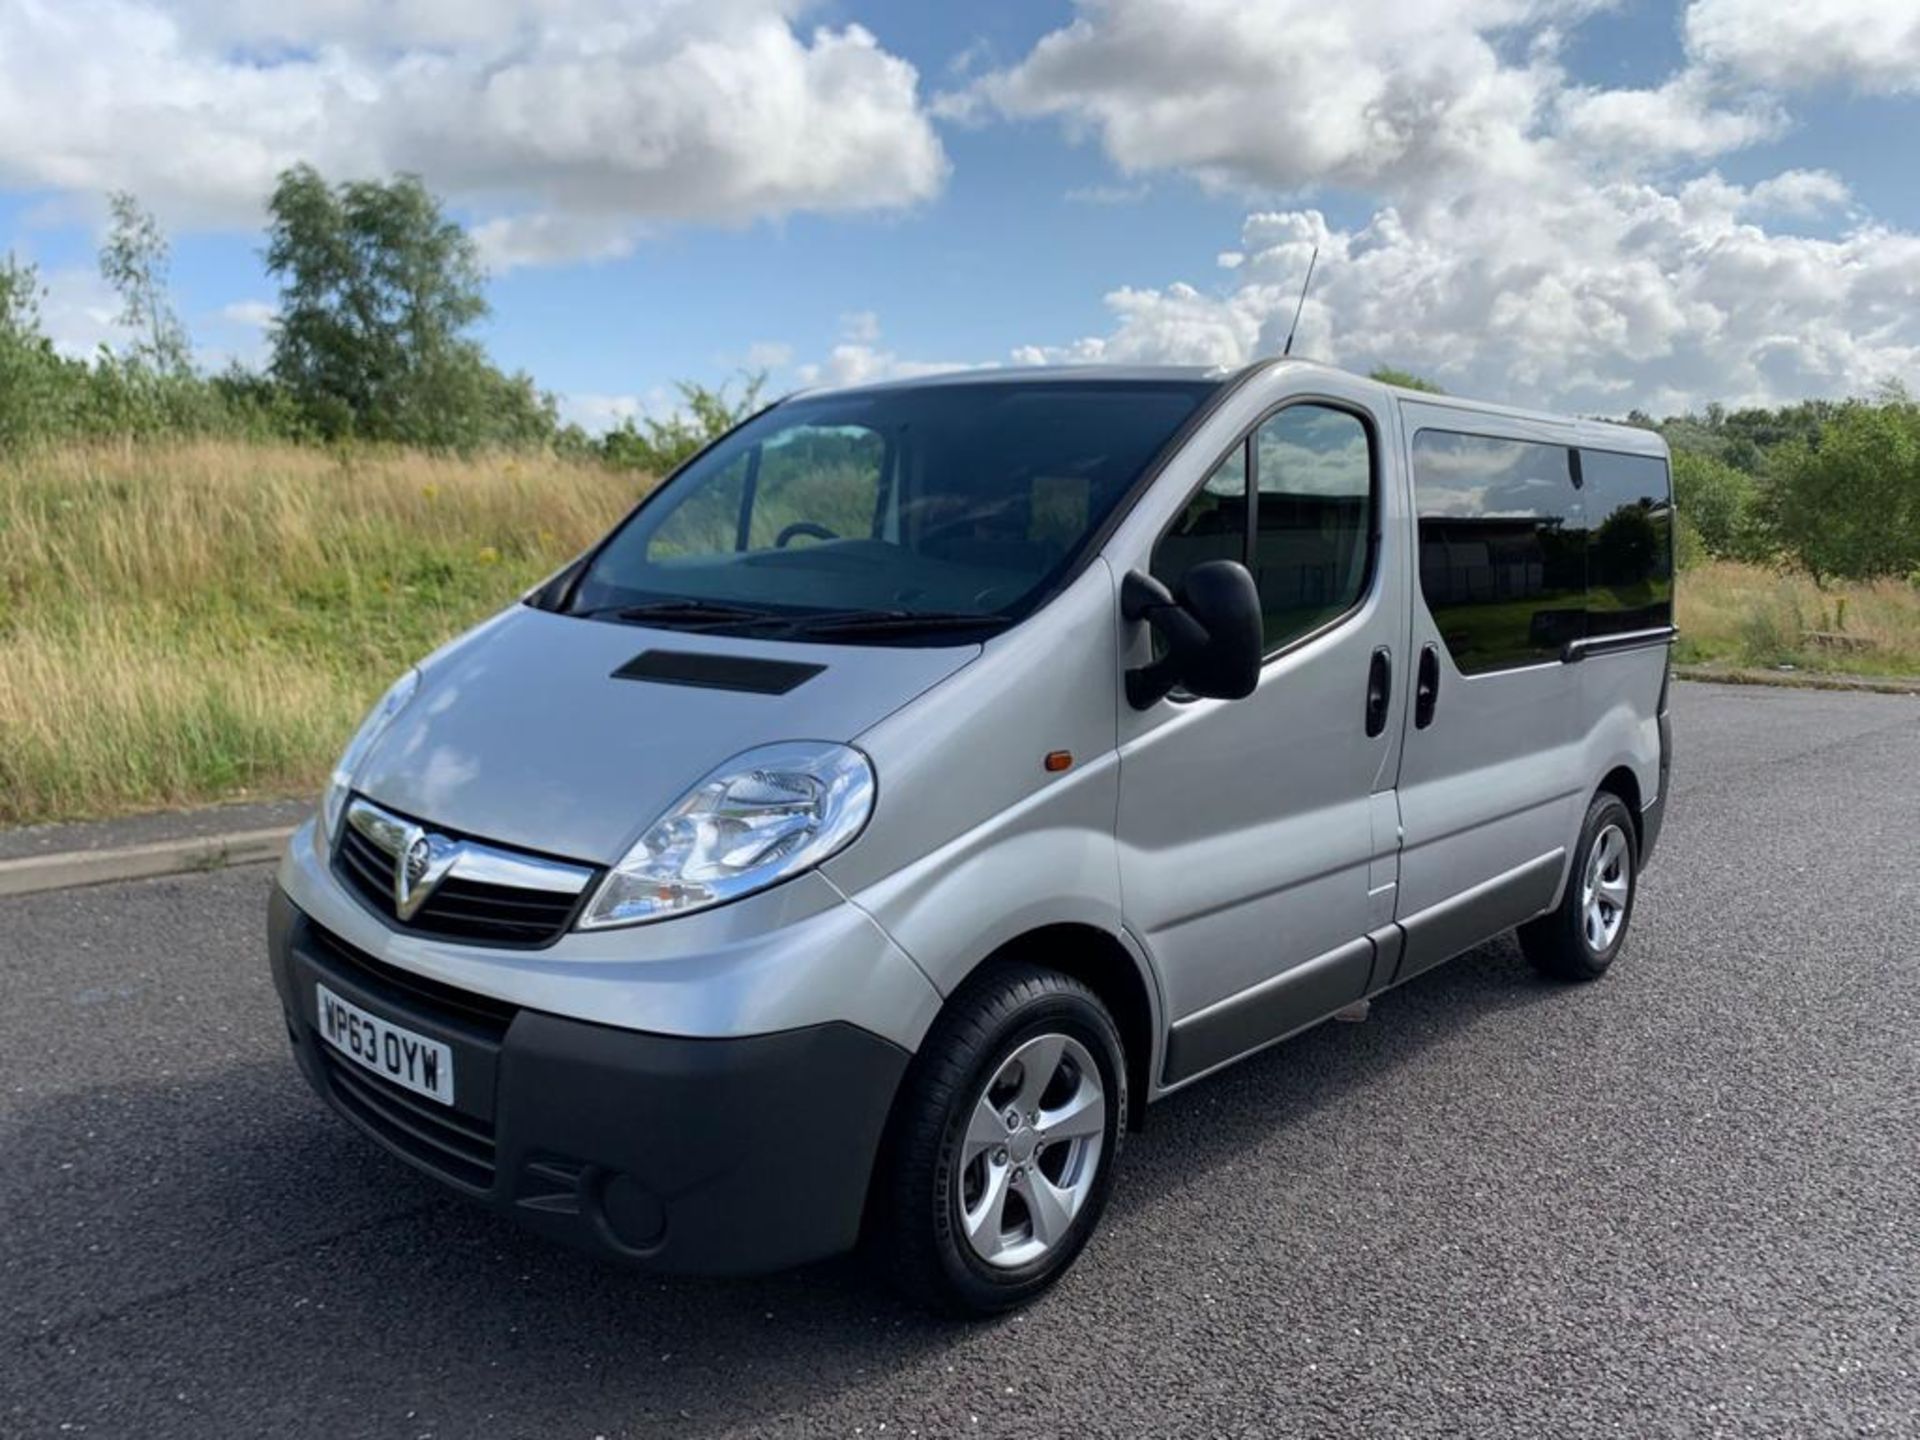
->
1122, 561, 1263, 709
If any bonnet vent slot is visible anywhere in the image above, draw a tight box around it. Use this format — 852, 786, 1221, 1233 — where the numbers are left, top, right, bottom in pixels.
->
612, 649, 824, 696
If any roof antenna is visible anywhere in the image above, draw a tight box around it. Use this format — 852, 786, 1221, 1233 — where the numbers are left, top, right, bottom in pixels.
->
1281, 245, 1319, 358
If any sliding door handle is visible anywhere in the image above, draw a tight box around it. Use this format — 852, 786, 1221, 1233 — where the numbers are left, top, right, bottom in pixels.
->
1414, 644, 1440, 729
1364, 647, 1392, 737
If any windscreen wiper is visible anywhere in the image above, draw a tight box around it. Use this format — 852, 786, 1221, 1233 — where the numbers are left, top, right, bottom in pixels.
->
577, 599, 789, 629
788, 609, 1014, 638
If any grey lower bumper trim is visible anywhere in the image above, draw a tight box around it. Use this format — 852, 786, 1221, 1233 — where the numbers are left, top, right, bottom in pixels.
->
1393, 848, 1566, 983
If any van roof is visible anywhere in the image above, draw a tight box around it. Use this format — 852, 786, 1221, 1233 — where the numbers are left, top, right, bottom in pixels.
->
790, 358, 1668, 455
788, 363, 1237, 398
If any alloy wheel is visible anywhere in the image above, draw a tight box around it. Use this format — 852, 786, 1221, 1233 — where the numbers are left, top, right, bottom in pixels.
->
953, 1032, 1107, 1269
1581, 822, 1631, 953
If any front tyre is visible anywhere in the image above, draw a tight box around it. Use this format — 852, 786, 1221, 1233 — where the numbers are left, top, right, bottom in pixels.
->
873, 962, 1127, 1316
1519, 791, 1638, 982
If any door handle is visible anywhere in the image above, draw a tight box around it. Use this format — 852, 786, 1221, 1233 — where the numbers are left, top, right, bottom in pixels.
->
1365, 648, 1391, 737
1414, 644, 1440, 729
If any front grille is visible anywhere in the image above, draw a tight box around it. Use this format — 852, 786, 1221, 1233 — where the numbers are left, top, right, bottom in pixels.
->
335, 806, 593, 949
307, 921, 517, 1040
320, 1050, 497, 1192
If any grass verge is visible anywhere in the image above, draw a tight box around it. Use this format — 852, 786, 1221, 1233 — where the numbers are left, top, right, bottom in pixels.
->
1, 441, 643, 825
3, 447, 1917, 826
1674, 560, 1920, 678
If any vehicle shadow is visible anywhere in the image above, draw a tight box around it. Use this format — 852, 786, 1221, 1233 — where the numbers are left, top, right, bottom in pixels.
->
2, 934, 1568, 1438
1108, 932, 1569, 1220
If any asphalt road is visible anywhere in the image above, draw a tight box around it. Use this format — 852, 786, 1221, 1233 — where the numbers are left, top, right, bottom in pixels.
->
4, 681, 1916, 1439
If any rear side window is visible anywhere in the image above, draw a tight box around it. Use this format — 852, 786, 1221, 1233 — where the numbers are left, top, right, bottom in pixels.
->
1153, 403, 1375, 655
1412, 430, 1676, 673
1579, 449, 1675, 637
1411, 431, 1584, 673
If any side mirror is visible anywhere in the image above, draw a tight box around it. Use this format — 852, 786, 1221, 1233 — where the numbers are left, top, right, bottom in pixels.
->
1121, 562, 1262, 709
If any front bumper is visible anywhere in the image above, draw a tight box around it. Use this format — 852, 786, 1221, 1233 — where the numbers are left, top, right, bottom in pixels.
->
269, 889, 910, 1275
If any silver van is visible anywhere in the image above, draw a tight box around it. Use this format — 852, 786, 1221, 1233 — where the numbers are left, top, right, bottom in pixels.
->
268, 360, 1674, 1314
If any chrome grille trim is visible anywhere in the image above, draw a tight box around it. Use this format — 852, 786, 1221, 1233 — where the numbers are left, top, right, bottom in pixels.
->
335, 797, 597, 947
344, 798, 594, 897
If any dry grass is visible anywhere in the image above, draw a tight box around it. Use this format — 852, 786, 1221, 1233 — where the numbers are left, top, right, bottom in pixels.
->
0, 440, 644, 824
4, 445, 1917, 826
1675, 560, 1920, 677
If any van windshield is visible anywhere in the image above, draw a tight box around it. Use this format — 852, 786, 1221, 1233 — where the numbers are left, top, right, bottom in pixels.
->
563, 379, 1218, 640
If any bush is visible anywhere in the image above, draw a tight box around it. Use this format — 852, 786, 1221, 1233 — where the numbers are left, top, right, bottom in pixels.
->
1737, 585, 1805, 667
1671, 449, 1767, 561
599, 373, 766, 474
1770, 401, 1920, 582
1673, 512, 1708, 571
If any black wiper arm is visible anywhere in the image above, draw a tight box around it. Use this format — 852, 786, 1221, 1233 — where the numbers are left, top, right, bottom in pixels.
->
576, 599, 787, 628
789, 609, 1013, 637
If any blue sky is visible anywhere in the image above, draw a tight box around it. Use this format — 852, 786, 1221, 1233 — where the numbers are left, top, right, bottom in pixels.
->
3, 0, 1918, 423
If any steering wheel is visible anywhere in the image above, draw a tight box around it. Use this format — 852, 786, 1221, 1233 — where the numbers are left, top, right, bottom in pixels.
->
775, 521, 839, 548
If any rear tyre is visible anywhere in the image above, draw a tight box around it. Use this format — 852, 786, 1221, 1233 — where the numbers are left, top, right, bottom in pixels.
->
1519, 791, 1638, 982
872, 961, 1127, 1317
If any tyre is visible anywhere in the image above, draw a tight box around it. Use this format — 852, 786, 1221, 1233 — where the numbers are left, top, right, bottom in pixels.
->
872, 961, 1128, 1316
1519, 790, 1638, 982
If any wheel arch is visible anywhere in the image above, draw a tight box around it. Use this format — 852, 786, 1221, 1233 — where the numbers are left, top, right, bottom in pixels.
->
1596, 764, 1644, 852
857, 919, 1164, 1262
970, 923, 1160, 1130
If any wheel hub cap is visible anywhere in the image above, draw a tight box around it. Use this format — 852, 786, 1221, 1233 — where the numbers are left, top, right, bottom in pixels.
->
1008, 1126, 1038, 1165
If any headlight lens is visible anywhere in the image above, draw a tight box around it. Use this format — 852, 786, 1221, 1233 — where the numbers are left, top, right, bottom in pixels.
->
578, 741, 875, 930
321, 669, 420, 840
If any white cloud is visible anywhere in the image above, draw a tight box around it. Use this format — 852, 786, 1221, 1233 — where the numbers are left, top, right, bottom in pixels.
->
838, 310, 883, 344
796, 346, 978, 389
1739, 168, 1853, 219
1020, 185, 1920, 414
744, 339, 794, 369
0, 0, 949, 254
471, 214, 643, 274
967, 0, 1920, 412
946, 37, 994, 78
1686, 0, 1920, 96
1064, 182, 1151, 205
794, 314, 975, 388
29, 266, 125, 358
557, 388, 670, 435
1556, 74, 1783, 162
218, 300, 276, 329
949, 0, 1603, 202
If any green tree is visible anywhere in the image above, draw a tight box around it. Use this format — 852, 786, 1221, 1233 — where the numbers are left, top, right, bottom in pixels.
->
600, 372, 768, 474
0, 255, 83, 447
1369, 366, 1443, 393
264, 165, 550, 447
1670, 450, 1764, 560
1771, 401, 1920, 582
99, 191, 190, 374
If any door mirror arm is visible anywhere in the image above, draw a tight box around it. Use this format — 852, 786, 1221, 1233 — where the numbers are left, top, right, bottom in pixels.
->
1121, 563, 1263, 709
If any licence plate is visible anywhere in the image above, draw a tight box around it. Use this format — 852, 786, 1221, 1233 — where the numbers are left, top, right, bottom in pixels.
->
316, 983, 455, 1105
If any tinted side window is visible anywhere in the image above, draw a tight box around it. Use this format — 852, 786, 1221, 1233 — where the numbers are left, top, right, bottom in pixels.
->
1413, 431, 1582, 673
1253, 405, 1372, 651
1151, 441, 1248, 597
1579, 449, 1674, 637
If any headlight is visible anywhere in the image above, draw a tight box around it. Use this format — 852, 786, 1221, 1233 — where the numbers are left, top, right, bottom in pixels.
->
321, 669, 420, 840
577, 741, 875, 930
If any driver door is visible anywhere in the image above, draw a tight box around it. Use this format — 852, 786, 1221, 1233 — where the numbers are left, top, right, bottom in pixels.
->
1112, 381, 1410, 1086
